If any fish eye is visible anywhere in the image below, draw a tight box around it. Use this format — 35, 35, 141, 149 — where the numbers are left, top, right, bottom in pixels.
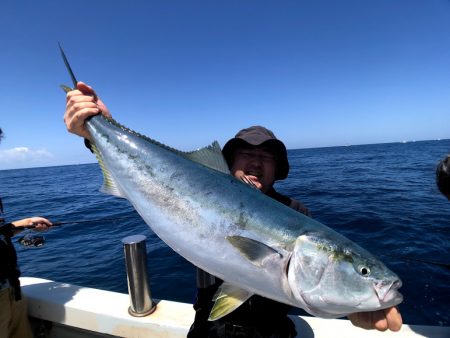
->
359, 266, 371, 277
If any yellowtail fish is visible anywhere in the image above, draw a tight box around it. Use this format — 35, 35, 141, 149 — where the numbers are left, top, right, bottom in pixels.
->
60, 45, 402, 320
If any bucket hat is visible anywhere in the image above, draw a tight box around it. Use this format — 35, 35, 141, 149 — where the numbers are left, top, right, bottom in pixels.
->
222, 125, 289, 180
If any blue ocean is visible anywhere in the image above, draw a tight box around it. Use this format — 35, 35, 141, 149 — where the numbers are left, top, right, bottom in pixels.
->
0, 140, 449, 327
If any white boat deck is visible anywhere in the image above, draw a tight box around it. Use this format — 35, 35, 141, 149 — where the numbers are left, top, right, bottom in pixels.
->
21, 277, 450, 338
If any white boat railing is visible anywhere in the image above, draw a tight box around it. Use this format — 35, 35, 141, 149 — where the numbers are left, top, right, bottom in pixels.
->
21, 277, 450, 338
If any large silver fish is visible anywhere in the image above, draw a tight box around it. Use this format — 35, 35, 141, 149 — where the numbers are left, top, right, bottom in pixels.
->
60, 47, 402, 320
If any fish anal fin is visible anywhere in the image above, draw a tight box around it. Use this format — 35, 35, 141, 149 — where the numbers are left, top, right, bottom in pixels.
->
227, 235, 283, 267
208, 283, 253, 321
91, 142, 126, 198
184, 141, 230, 174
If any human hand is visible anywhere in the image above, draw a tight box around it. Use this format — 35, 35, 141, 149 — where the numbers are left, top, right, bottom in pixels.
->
347, 306, 402, 332
289, 199, 312, 217
236, 173, 263, 191
12, 217, 52, 233
64, 81, 111, 140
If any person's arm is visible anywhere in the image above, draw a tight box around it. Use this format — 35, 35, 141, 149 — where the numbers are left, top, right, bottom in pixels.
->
10, 217, 52, 235
64, 81, 111, 141
347, 306, 402, 331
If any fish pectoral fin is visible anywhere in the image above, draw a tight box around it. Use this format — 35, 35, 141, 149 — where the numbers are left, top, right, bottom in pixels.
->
227, 236, 283, 267
208, 283, 253, 321
184, 141, 230, 174
90, 143, 126, 198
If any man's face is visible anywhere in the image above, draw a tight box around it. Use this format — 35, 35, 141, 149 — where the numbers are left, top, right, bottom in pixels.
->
230, 146, 277, 193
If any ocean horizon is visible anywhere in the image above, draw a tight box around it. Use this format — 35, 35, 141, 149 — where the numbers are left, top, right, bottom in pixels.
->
1, 138, 449, 171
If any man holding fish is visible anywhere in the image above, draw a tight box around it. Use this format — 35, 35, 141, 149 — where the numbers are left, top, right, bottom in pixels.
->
63, 81, 403, 337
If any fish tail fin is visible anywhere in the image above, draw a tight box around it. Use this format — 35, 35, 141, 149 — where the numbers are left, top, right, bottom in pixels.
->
58, 42, 79, 92
90, 143, 126, 199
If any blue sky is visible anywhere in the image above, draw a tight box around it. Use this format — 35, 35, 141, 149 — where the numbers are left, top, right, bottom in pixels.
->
0, 0, 449, 170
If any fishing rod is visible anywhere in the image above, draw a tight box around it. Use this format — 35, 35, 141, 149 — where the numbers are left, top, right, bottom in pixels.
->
15, 213, 450, 269
16, 217, 130, 230
17, 216, 133, 248
399, 256, 450, 269
386, 254, 450, 270
18, 217, 450, 269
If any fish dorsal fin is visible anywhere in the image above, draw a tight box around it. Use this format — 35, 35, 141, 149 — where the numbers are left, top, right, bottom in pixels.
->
227, 236, 283, 267
88, 117, 230, 175
183, 141, 230, 174
208, 282, 253, 321
90, 142, 126, 198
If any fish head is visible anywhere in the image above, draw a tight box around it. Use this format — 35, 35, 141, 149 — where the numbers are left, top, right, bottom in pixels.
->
287, 233, 403, 318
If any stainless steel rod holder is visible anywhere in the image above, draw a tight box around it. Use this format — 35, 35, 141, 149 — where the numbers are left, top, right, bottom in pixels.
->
122, 234, 156, 316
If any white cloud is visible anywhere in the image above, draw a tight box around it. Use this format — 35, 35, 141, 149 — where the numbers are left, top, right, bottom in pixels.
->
0, 147, 54, 169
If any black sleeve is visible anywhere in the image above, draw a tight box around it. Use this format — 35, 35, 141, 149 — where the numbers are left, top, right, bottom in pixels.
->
0, 223, 14, 238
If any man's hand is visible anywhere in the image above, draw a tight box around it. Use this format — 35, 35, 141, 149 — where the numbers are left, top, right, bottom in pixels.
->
239, 174, 263, 190
347, 306, 402, 331
12, 217, 52, 234
64, 81, 111, 140
289, 199, 312, 217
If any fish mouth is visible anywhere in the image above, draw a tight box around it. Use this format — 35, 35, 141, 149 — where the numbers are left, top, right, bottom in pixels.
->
375, 279, 403, 307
